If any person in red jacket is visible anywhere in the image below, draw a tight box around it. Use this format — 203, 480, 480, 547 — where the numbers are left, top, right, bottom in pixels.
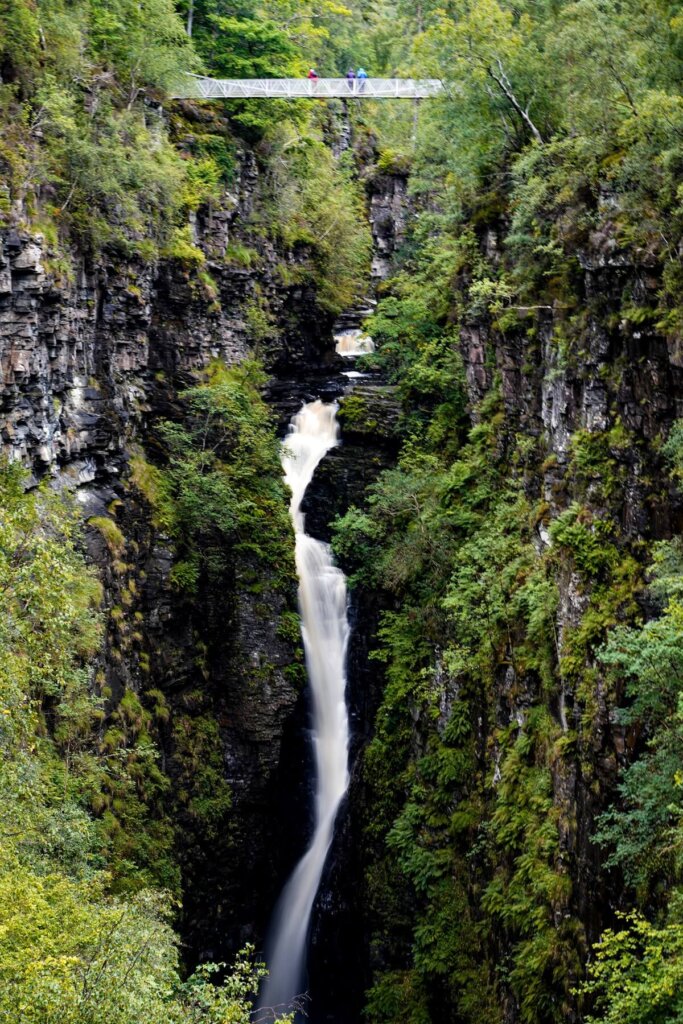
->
307, 68, 318, 80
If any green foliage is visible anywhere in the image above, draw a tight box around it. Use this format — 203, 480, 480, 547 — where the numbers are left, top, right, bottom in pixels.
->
0, 461, 103, 726
0, 0, 374, 319
319, 0, 683, 1019
337, 393, 381, 435
0, 851, 282, 1024
482, 711, 581, 1023
375, 149, 412, 175
0, 874, 180, 1024
387, 0, 683, 328
129, 451, 166, 511
243, 291, 279, 345
179, 945, 293, 1024
331, 32, 679, 994
0, 0, 208, 249
549, 503, 619, 579
172, 697, 233, 840
0, 0, 41, 89
334, 362, 596, 1020
87, 0, 195, 99
663, 419, 683, 479
266, 127, 372, 313
0, 460, 290, 1024
143, 359, 294, 594
89, 515, 125, 554
568, 423, 632, 503
594, 596, 683, 889
187, 0, 302, 136
225, 242, 261, 268
5, 0, 683, 1021
581, 911, 683, 1024
162, 226, 207, 268
364, 969, 431, 1024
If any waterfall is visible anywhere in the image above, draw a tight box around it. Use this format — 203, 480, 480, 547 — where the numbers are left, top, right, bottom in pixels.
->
260, 400, 351, 1018
334, 328, 375, 357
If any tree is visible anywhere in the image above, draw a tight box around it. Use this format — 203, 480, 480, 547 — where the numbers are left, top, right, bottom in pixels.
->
581, 912, 683, 1024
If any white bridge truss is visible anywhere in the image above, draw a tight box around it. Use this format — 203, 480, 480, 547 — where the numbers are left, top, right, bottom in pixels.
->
172, 75, 443, 100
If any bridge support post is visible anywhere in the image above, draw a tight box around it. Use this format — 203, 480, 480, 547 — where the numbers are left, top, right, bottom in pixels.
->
412, 96, 421, 146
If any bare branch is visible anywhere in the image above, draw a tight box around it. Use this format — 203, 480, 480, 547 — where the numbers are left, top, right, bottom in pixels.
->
251, 992, 310, 1022
488, 58, 544, 144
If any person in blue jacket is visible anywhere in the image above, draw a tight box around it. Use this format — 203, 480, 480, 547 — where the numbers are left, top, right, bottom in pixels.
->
356, 67, 368, 92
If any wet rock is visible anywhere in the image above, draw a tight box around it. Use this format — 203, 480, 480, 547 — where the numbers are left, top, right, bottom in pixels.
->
368, 172, 409, 279
0, 144, 340, 977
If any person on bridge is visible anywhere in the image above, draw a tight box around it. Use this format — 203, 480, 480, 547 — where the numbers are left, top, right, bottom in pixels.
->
356, 67, 368, 92
346, 67, 356, 90
307, 68, 318, 80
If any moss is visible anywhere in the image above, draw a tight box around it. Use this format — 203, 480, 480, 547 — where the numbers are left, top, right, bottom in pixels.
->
568, 422, 633, 503
549, 504, 619, 579
89, 515, 125, 554
195, 268, 220, 307
128, 452, 166, 518
147, 358, 295, 597
274, 261, 311, 287
243, 292, 279, 344
276, 609, 301, 644
338, 392, 398, 438
224, 242, 261, 267
283, 661, 307, 689
161, 226, 205, 268
375, 148, 412, 175
171, 701, 232, 840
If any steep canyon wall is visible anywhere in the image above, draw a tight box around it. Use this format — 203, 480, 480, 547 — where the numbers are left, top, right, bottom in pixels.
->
0, 142, 339, 959
0, 131, 409, 981
338, 210, 683, 1023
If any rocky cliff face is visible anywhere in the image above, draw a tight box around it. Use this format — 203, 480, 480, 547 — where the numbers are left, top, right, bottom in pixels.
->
345, 215, 683, 1022
0, 148, 334, 490
264, 178, 683, 1020
0, 128, 413, 980
467, 240, 683, 971
0, 142, 343, 961
368, 171, 409, 280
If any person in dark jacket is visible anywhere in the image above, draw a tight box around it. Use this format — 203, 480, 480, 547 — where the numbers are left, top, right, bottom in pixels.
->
346, 67, 356, 89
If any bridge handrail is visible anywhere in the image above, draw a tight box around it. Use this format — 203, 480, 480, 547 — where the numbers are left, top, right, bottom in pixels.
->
171, 75, 444, 100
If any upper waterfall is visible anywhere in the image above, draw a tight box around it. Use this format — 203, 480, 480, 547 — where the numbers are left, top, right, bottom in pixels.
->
334, 328, 375, 358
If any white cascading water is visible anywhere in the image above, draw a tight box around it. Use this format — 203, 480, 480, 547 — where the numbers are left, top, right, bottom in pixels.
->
260, 400, 351, 1017
334, 328, 375, 357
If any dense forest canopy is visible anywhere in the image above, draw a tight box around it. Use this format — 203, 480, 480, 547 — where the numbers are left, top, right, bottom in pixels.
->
3, 0, 683, 1021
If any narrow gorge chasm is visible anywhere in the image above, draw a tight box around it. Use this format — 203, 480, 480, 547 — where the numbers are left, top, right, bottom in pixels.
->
5, 3, 683, 1024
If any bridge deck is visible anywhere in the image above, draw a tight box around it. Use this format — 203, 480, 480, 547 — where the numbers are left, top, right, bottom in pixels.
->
172, 75, 443, 100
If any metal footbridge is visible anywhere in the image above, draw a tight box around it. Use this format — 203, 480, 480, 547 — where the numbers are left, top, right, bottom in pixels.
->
171, 75, 443, 100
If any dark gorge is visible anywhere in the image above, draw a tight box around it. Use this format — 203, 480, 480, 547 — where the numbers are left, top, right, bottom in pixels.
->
0, 137, 403, 1019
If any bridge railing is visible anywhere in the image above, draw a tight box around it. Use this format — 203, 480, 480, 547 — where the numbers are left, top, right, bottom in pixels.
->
172, 75, 444, 100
